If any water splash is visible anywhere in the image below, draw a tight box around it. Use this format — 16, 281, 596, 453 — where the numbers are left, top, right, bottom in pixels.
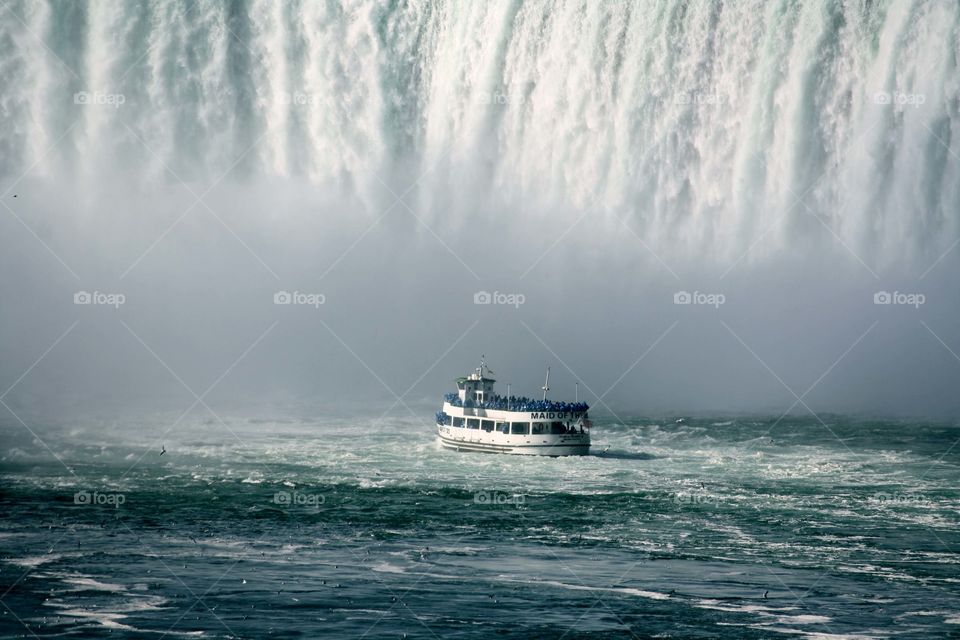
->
1, 0, 958, 264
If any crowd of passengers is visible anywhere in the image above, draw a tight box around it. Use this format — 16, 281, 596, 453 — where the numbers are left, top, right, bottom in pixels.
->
443, 392, 588, 413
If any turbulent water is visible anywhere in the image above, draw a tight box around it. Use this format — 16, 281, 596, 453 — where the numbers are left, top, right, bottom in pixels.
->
2, 0, 959, 262
1, 414, 959, 638
3, 2, 960, 637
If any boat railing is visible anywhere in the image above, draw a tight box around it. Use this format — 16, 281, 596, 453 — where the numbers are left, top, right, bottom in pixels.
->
443, 392, 588, 414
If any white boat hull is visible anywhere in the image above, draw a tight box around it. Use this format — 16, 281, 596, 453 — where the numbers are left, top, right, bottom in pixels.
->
436, 424, 590, 456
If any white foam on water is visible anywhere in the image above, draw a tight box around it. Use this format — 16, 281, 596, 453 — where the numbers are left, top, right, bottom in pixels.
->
834, 564, 922, 583
695, 599, 796, 614
895, 610, 955, 619
44, 594, 170, 634
60, 575, 128, 592
528, 579, 670, 600
370, 562, 407, 574
749, 624, 886, 639
774, 614, 833, 625
426, 545, 490, 556
56, 609, 137, 631
8, 553, 63, 568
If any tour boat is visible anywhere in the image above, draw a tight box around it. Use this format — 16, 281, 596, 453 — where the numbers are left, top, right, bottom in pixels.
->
436, 359, 591, 456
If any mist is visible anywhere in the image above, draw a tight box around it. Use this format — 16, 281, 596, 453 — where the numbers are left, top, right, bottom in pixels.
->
2, 0, 960, 425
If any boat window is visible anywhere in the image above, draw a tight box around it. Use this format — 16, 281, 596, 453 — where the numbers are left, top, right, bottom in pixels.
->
467, 418, 480, 429
551, 421, 566, 434
511, 422, 530, 435
443, 414, 453, 426
481, 420, 494, 432
531, 422, 547, 435
497, 422, 509, 433
452, 417, 464, 427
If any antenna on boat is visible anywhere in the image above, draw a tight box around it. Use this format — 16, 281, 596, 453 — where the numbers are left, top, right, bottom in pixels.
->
575, 382, 579, 403
506, 383, 511, 410
541, 366, 550, 401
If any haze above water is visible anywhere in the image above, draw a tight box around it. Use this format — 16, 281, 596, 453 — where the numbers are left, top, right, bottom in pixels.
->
2, 0, 960, 420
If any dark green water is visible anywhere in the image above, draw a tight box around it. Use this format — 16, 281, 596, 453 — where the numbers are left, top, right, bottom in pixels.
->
1, 415, 959, 638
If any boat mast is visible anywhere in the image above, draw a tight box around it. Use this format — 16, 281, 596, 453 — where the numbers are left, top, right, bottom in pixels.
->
541, 366, 550, 401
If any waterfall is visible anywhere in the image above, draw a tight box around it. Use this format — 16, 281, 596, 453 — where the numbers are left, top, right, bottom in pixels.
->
1, 0, 958, 265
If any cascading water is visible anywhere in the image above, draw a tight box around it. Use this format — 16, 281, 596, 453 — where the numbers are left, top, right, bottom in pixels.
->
5, 11, 960, 637
1, 0, 958, 266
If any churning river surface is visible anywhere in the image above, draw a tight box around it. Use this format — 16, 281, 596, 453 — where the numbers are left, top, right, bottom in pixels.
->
1, 414, 959, 639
